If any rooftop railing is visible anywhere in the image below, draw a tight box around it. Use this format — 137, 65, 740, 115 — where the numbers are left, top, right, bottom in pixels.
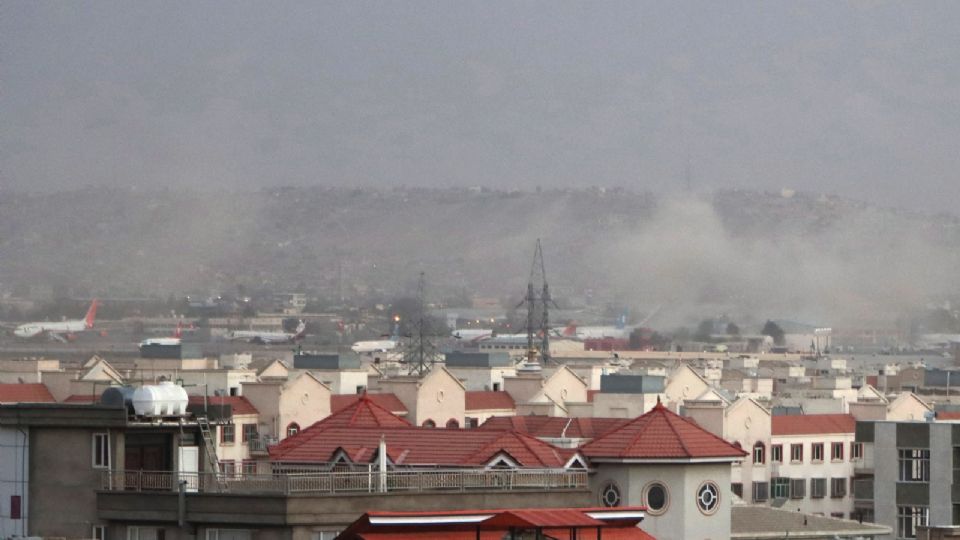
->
100, 468, 587, 496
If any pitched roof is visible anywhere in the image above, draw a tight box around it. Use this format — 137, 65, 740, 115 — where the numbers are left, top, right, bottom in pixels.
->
323, 393, 412, 428
0, 383, 56, 403
580, 401, 747, 461
771, 414, 855, 436
465, 391, 515, 411
331, 393, 409, 415
479, 415, 629, 440
188, 396, 259, 416
269, 425, 572, 468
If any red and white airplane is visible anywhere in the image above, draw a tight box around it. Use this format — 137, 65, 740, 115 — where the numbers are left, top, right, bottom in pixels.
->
12, 299, 99, 341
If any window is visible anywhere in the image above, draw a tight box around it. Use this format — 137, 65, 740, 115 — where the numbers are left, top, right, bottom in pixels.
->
600, 482, 622, 508
831, 512, 845, 519
790, 443, 803, 463
753, 442, 765, 464
830, 477, 847, 498
852, 442, 863, 460
311, 532, 341, 540
219, 461, 236, 475
771, 444, 783, 463
752, 481, 769, 502
731, 483, 743, 498
811, 478, 826, 499
644, 482, 669, 515
220, 425, 235, 444
422, 419, 436, 428
242, 424, 257, 443
286, 423, 300, 437
898, 449, 931, 482
93, 526, 107, 540
93, 433, 110, 469
10, 495, 21, 519
445, 418, 460, 428
812, 443, 825, 462
831, 442, 844, 461
790, 478, 805, 499
771, 477, 790, 499
897, 506, 928, 539
128, 527, 165, 540
206, 530, 252, 540
241, 460, 256, 474
696, 482, 720, 515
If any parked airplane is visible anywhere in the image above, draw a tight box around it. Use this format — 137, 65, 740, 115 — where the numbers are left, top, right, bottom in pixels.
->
229, 320, 307, 344
350, 339, 398, 353
451, 328, 494, 341
11, 299, 99, 340
139, 321, 189, 347
556, 306, 661, 341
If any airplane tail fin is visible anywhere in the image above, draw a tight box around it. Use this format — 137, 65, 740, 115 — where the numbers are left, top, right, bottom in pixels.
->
84, 299, 99, 329
294, 320, 307, 338
562, 323, 577, 337
174, 320, 183, 338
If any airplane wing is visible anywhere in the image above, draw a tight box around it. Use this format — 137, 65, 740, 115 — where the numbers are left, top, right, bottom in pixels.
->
49, 332, 68, 343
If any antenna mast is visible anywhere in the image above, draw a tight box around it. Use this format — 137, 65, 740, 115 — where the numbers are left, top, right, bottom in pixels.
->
522, 239, 555, 365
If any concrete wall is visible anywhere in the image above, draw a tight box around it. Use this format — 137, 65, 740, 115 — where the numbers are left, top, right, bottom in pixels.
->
592, 392, 658, 417
873, 423, 898, 538
446, 366, 516, 392
591, 462, 733, 540
29, 427, 121, 538
414, 368, 465, 427
770, 432, 856, 516
0, 427, 29, 537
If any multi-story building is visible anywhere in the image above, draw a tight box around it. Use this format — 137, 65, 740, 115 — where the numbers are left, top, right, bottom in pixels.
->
854, 419, 959, 539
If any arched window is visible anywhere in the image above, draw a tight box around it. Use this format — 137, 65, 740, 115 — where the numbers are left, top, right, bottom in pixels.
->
753, 442, 765, 464
286, 422, 301, 437
445, 418, 460, 428
422, 419, 436, 428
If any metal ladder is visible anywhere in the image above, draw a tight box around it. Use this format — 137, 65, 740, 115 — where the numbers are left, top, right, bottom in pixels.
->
197, 416, 227, 491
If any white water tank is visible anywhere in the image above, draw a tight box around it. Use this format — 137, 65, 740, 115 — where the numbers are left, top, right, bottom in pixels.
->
132, 381, 189, 417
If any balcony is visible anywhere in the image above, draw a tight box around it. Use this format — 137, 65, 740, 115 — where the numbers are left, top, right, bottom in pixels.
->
100, 468, 588, 496
247, 435, 278, 456
853, 478, 874, 501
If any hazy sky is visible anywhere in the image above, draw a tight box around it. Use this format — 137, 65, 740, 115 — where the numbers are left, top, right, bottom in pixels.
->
3, 1, 959, 211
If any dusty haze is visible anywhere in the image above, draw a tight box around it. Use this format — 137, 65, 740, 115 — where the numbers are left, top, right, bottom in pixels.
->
3, 2, 960, 211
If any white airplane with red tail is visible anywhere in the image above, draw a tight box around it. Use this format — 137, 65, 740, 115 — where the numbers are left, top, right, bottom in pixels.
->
12, 299, 99, 340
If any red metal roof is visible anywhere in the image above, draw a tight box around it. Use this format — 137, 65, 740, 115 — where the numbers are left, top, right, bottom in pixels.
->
771, 414, 855, 436
580, 402, 747, 460
188, 396, 259, 416
332, 393, 409, 415
479, 415, 630, 440
465, 391, 515, 411
0, 383, 56, 403
938, 411, 960, 420
269, 425, 572, 468
340, 508, 654, 540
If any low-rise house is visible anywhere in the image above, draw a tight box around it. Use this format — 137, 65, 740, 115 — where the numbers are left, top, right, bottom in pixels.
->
375, 367, 466, 427
465, 390, 515, 426
241, 371, 331, 441
0, 357, 60, 384
331, 392, 409, 418
445, 351, 516, 392
187, 395, 261, 474
292, 352, 369, 394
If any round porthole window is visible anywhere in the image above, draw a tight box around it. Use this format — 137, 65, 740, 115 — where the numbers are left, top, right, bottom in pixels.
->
600, 482, 621, 508
643, 482, 669, 515
696, 481, 720, 515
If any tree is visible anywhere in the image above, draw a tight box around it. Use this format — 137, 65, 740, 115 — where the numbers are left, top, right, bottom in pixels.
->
761, 320, 785, 346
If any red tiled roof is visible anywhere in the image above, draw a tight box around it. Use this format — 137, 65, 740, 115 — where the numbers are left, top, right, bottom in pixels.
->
188, 396, 259, 416
479, 415, 630, 440
332, 393, 409, 415
771, 414, 855, 436
63, 394, 98, 403
465, 391, 515, 411
352, 528, 654, 540
866, 375, 879, 387
0, 383, 56, 403
581, 402, 747, 460
269, 425, 572, 468
323, 393, 413, 428
938, 411, 960, 420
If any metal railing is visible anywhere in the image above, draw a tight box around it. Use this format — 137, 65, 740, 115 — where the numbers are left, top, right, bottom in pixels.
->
247, 436, 278, 454
100, 468, 587, 496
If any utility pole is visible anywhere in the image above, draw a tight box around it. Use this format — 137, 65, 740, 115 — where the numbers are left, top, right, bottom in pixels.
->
403, 272, 440, 376
520, 239, 556, 365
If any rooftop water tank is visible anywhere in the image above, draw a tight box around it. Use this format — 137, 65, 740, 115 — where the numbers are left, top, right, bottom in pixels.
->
101, 386, 137, 414
132, 381, 189, 417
